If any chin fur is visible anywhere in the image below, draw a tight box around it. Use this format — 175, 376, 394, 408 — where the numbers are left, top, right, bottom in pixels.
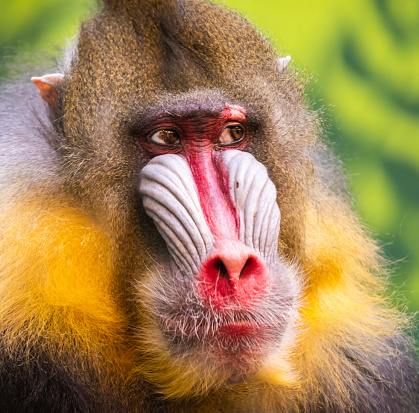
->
132, 257, 302, 398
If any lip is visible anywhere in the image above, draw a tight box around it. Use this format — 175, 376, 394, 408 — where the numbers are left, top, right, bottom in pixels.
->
161, 318, 265, 340
218, 321, 261, 336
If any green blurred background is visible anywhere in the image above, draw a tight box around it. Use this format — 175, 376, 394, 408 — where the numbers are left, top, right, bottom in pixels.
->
1, 0, 418, 312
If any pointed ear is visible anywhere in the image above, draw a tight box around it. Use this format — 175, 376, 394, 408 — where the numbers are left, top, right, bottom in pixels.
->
31, 74, 65, 107
277, 56, 291, 72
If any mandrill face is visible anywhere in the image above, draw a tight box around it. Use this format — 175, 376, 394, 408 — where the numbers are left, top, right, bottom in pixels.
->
135, 94, 300, 385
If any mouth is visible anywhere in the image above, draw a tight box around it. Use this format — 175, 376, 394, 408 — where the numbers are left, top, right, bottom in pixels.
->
158, 312, 286, 379
218, 320, 262, 336
159, 310, 284, 349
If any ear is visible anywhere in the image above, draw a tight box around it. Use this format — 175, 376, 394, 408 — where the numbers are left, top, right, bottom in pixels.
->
31, 74, 65, 108
277, 56, 291, 72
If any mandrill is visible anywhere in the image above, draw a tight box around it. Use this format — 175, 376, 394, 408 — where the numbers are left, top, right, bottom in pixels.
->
0, 0, 417, 412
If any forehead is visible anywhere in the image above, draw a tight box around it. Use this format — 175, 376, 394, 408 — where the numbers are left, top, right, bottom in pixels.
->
70, 1, 278, 101
125, 90, 248, 132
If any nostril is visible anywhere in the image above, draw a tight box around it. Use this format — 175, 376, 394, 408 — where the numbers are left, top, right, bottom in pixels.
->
239, 258, 252, 278
214, 259, 228, 278
197, 240, 271, 307
214, 257, 252, 279
207, 253, 262, 284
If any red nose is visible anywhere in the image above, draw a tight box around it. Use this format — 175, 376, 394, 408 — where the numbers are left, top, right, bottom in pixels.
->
197, 240, 270, 308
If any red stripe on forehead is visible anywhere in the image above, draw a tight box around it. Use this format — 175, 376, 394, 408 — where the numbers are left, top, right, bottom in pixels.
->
221, 105, 246, 123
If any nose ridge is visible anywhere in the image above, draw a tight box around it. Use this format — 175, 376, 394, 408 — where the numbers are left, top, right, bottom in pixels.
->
197, 239, 270, 308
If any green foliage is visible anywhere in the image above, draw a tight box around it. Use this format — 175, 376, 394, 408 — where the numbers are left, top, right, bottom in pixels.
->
0, 0, 96, 77
0, 0, 418, 311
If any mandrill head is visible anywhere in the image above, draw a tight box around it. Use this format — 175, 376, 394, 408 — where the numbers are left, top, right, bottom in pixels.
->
42, 1, 310, 397
29, 0, 413, 408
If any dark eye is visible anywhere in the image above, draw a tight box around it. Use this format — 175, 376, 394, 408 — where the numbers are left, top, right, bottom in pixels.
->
218, 123, 245, 146
149, 129, 180, 146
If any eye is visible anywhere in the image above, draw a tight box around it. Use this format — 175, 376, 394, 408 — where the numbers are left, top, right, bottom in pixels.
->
218, 123, 245, 146
149, 129, 180, 146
